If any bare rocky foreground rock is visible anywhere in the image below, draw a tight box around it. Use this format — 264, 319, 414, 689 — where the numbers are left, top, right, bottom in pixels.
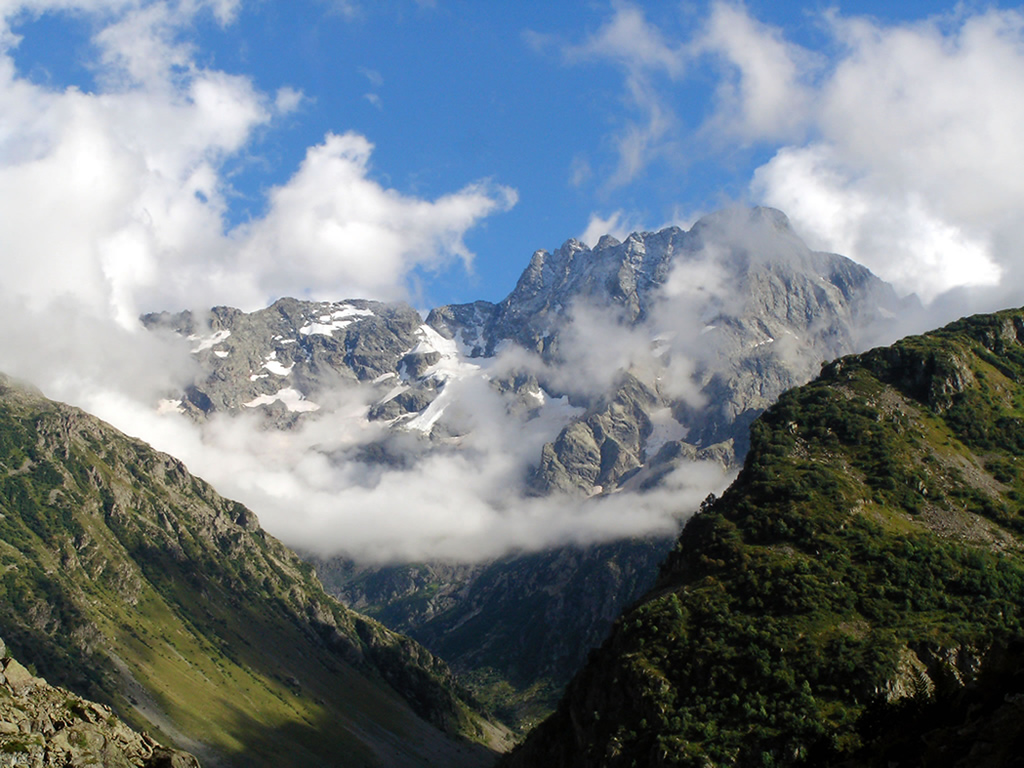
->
0, 637, 198, 768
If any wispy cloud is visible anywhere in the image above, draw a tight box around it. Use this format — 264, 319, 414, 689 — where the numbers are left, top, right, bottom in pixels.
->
578, 209, 644, 247
564, 2, 686, 189
695, 1, 816, 144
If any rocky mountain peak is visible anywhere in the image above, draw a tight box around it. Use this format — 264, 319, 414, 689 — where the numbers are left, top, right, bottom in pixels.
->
146, 206, 909, 501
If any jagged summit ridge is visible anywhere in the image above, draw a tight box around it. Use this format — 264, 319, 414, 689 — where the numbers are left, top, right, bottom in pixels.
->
147, 207, 905, 500
430, 206, 894, 365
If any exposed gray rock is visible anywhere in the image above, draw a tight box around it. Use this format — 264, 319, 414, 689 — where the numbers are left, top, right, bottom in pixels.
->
0, 642, 198, 768
429, 207, 908, 497
143, 297, 426, 426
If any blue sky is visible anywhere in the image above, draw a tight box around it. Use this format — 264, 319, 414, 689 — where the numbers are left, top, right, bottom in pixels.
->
2, 0, 1024, 316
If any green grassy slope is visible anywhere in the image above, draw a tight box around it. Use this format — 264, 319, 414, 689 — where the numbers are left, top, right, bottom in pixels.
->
0, 375, 508, 767
504, 308, 1024, 768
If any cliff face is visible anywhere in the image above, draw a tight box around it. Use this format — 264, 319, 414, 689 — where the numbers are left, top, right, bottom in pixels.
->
0, 375, 506, 767
504, 309, 1024, 767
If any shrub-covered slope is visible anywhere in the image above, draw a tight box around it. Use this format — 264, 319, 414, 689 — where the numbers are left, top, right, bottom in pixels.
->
0, 374, 506, 767
504, 308, 1024, 767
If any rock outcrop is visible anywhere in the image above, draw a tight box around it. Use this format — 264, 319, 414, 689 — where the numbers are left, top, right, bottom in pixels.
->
0, 637, 199, 768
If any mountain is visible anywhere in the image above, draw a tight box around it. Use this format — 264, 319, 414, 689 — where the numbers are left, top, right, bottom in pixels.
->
144, 208, 905, 489
0, 373, 507, 766
0, 634, 198, 767
503, 307, 1024, 767
143, 207, 910, 728
431, 206, 904, 485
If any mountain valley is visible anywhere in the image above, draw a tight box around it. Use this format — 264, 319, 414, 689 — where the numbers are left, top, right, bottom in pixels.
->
144, 207, 911, 727
5, 206, 1012, 767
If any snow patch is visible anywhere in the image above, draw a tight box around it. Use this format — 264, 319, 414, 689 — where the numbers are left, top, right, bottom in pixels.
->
213, 350, 229, 359
407, 324, 480, 385
157, 398, 184, 414
299, 303, 375, 336
188, 329, 231, 353
264, 360, 294, 376
378, 384, 409, 405
243, 388, 320, 412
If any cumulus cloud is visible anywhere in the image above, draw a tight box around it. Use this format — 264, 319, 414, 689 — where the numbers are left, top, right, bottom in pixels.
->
710, 5, 1024, 308
234, 133, 517, 304
0, 0, 515, 328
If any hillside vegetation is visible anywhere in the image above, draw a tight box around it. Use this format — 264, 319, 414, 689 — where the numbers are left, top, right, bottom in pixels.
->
505, 308, 1024, 767
0, 374, 506, 767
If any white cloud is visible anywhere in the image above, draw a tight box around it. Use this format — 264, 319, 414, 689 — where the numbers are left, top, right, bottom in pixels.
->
234, 132, 516, 305
358, 66, 383, 88
747, 8, 1024, 303
752, 146, 1000, 301
274, 86, 303, 114
567, 2, 685, 76
695, 1, 815, 143
0, 0, 516, 327
564, 3, 1024, 308
578, 209, 643, 247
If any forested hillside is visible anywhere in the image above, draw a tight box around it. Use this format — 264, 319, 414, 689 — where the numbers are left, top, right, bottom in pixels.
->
505, 308, 1024, 767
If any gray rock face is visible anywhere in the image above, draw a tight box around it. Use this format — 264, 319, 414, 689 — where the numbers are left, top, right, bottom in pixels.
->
427, 207, 906, 497
0, 642, 199, 768
153, 208, 906, 500
143, 297, 426, 426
